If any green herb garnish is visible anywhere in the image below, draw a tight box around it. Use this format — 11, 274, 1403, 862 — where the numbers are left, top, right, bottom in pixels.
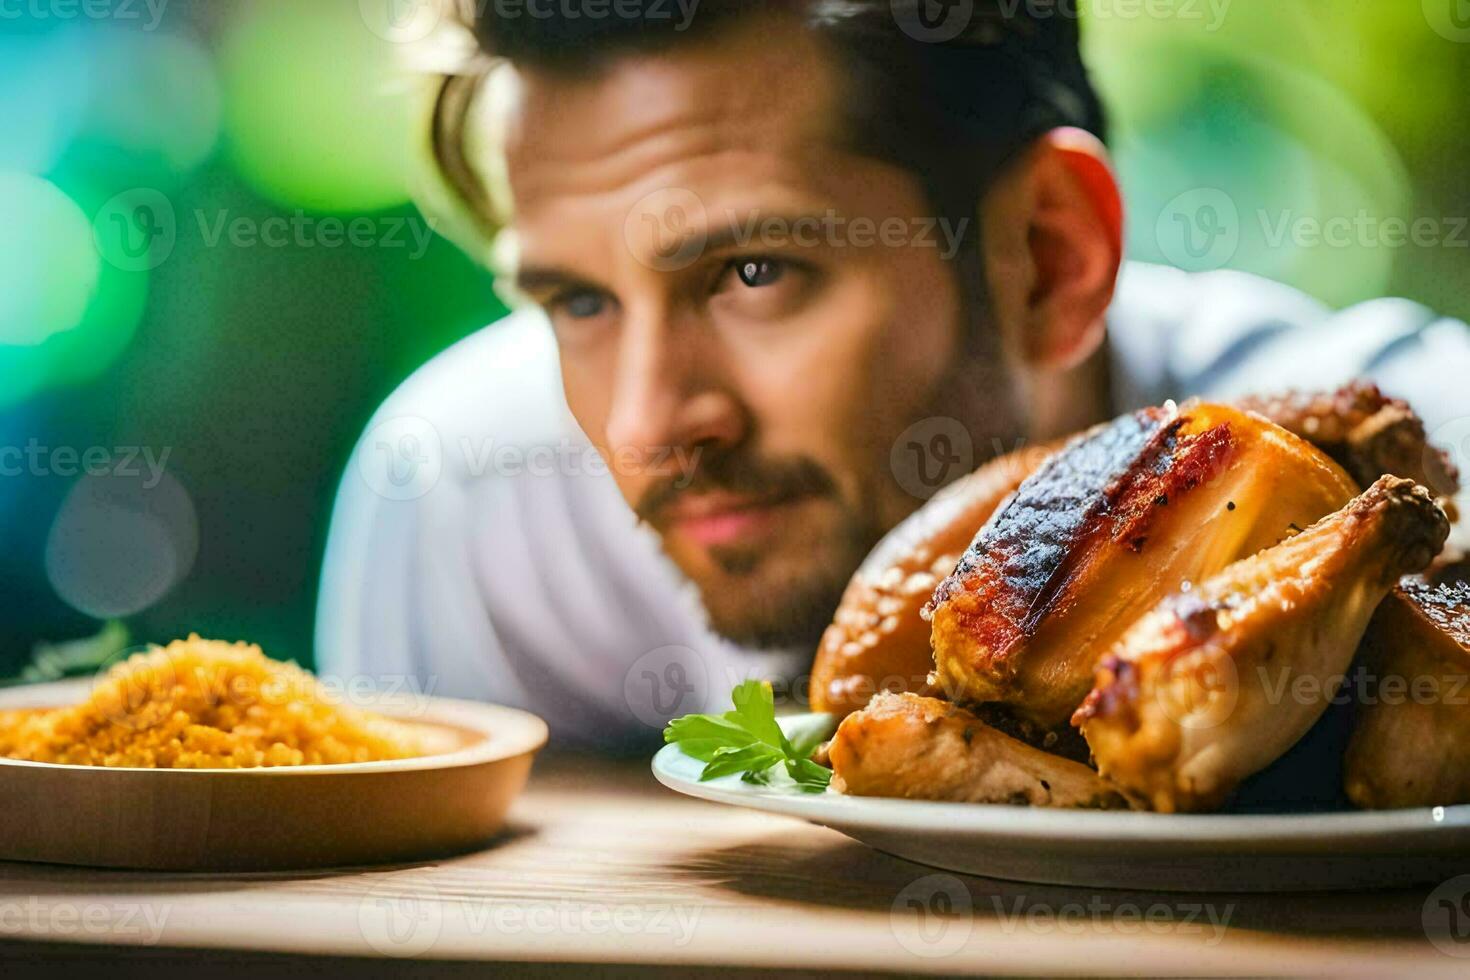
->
663, 679, 833, 792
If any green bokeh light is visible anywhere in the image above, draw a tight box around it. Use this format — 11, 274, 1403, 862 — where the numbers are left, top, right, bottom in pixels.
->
43, 179, 152, 389
0, 31, 91, 175
0, 173, 101, 348
1092, 37, 1410, 309
74, 28, 221, 181
220, 0, 422, 213
0, 175, 150, 407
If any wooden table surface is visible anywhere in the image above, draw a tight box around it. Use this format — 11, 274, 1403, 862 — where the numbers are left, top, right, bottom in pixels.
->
0, 751, 1466, 977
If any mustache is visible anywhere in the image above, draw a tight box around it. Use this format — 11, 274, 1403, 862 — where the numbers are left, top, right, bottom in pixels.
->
634, 448, 839, 524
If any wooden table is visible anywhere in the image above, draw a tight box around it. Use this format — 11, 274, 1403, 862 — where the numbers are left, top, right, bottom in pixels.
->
0, 752, 1464, 977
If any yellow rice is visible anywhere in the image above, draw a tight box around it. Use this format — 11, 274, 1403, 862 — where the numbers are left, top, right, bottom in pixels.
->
0, 636, 424, 768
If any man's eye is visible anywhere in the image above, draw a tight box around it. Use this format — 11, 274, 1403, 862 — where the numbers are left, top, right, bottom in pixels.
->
732, 258, 785, 288
556, 289, 609, 319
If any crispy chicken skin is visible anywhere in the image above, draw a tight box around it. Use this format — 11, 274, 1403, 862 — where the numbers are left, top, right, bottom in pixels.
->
829, 692, 1130, 808
810, 443, 1057, 716
1237, 380, 1461, 505
928, 402, 1359, 731
1344, 580, 1470, 809
1077, 477, 1450, 813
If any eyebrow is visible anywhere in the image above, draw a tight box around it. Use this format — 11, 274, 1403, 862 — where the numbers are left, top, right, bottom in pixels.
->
513, 210, 837, 295
699, 211, 835, 257
514, 265, 603, 297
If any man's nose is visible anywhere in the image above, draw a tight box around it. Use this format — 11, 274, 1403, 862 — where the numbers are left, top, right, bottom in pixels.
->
603, 312, 746, 467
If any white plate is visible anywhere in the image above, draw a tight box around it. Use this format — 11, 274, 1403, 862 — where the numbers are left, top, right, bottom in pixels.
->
653, 713, 1470, 892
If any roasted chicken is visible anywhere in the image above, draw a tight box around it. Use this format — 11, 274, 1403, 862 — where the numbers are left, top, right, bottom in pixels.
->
810, 442, 1056, 717
1237, 380, 1460, 509
829, 692, 1129, 808
1343, 579, 1470, 808
927, 402, 1359, 732
809, 382, 1464, 813
1076, 477, 1448, 812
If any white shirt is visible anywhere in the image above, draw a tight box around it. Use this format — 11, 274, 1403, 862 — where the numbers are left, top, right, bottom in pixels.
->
316, 264, 1470, 744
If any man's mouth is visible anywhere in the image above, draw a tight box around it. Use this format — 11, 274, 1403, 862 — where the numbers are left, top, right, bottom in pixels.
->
662, 492, 809, 548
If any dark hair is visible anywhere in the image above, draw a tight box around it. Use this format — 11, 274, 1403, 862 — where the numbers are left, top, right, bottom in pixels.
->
432, 0, 1105, 253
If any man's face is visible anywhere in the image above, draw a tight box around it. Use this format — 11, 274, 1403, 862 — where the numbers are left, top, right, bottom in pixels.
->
502, 17, 1012, 648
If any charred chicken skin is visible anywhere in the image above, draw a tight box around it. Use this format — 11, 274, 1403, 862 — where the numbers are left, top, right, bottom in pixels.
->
1076, 477, 1449, 813
829, 692, 1129, 808
810, 442, 1057, 717
927, 402, 1359, 732
1344, 580, 1470, 809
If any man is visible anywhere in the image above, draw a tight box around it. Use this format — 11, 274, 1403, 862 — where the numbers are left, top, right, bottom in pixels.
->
317, 1, 1469, 744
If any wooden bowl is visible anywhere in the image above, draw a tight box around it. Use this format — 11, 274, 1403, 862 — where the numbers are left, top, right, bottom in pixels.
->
0, 680, 547, 871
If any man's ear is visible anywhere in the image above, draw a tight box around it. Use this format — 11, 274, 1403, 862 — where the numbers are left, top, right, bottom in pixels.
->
982, 127, 1124, 372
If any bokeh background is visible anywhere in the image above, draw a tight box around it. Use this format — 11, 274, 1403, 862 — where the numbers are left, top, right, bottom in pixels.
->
2, 0, 1468, 677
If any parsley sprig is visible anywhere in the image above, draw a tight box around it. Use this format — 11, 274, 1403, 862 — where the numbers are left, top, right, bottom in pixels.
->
663, 680, 833, 792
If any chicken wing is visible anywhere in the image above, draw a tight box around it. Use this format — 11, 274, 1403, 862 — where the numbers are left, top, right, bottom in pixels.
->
1076, 477, 1449, 813
1343, 580, 1470, 808
928, 402, 1359, 731
829, 692, 1130, 808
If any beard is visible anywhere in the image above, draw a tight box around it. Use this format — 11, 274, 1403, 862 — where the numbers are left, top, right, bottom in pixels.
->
635, 448, 885, 650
